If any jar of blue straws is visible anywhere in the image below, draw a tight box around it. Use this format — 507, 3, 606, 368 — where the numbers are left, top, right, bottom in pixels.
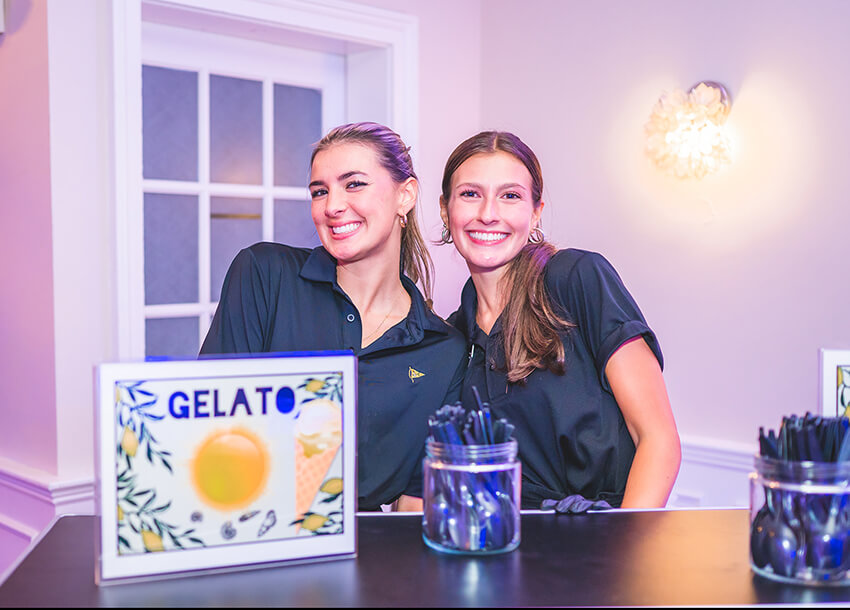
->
750, 413, 850, 586
422, 390, 521, 555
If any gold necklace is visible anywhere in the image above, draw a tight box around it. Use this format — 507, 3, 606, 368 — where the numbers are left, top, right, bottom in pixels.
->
361, 291, 404, 346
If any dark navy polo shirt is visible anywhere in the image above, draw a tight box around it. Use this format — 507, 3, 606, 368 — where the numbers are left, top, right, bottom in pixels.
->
200, 242, 467, 511
449, 248, 663, 510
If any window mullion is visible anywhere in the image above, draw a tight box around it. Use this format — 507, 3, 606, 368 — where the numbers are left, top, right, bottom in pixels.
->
263, 78, 274, 243
198, 68, 212, 341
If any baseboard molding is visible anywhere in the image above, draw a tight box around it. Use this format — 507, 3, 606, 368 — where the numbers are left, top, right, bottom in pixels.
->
680, 434, 755, 471
671, 435, 756, 508
0, 460, 95, 569
0, 514, 39, 541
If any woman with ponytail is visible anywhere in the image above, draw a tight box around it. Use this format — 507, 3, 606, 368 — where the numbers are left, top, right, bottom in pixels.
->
202, 122, 467, 512
440, 131, 680, 510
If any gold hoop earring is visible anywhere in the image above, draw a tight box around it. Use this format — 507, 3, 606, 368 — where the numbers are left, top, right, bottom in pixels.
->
529, 226, 545, 244
399, 213, 408, 228
440, 224, 453, 244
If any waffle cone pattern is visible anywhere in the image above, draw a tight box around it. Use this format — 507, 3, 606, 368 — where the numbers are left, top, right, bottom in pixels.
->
294, 441, 340, 523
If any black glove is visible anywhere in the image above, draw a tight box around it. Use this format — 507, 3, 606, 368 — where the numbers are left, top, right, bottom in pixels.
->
541, 495, 612, 514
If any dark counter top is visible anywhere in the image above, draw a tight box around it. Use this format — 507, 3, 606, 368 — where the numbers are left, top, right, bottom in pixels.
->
2, 509, 849, 606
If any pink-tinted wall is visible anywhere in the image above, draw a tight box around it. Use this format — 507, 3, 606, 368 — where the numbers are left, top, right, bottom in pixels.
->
478, 0, 850, 444
337, 0, 484, 317
0, 0, 57, 472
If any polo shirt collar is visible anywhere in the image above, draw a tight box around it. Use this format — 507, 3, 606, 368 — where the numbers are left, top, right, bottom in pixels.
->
299, 246, 338, 284
401, 275, 451, 336
299, 246, 449, 338
457, 277, 503, 345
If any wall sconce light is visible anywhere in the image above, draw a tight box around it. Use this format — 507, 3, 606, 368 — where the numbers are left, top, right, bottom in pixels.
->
645, 81, 732, 179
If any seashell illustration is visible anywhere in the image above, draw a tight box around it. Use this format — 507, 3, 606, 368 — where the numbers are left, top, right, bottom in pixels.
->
239, 510, 260, 522
221, 521, 236, 540
257, 510, 276, 538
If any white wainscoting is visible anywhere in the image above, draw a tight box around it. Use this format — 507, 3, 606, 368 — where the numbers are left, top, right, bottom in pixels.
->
0, 459, 95, 584
668, 435, 756, 509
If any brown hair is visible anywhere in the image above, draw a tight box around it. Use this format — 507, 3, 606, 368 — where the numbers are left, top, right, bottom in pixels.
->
312, 122, 434, 304
440, 131, 572, 383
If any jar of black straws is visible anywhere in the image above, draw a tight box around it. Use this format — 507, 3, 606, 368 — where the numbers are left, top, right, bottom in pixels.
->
422, 388, 520, 555
750, 413, 850, 586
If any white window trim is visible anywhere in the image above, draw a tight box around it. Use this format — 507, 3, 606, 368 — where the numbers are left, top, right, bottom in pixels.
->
112, 0, 419, 359
140, 23, 345, 345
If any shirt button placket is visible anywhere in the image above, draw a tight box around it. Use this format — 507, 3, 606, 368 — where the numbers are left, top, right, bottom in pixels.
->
343, 310, 359, 352
484, 345, 496, 397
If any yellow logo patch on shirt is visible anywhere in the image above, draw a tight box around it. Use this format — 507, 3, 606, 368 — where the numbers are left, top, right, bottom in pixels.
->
408, 367, 425, 382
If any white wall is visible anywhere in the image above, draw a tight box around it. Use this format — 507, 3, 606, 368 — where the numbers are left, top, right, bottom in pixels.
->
477, 0, 850, 452
346, 0, 484, 317
0, 0, 113, 580
0, 0, 57, 473
48, 0, 118, 482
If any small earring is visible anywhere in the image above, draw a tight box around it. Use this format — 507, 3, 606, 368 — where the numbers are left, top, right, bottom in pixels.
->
399, 213, 408, 228
528, 226, 545, 244
440, 224, 453, 244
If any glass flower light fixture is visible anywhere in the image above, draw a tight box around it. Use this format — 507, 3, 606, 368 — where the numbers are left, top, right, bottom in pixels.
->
645, 81, 732, 179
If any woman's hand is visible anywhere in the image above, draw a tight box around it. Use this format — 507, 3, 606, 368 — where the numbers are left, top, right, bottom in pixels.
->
605, 337, 682, 508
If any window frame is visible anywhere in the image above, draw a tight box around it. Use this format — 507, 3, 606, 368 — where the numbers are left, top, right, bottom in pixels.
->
141, 24, 344, 353
112, 0, 419, 359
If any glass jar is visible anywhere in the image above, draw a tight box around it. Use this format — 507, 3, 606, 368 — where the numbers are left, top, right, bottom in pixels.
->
422, 439, 521, 555
750, 455, 850, 586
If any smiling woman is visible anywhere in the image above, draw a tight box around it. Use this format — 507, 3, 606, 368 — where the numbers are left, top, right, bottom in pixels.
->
200, 123, 468, 513
439, 131, 682, 511
441, 151, 542, 281
308, 141, 416, 312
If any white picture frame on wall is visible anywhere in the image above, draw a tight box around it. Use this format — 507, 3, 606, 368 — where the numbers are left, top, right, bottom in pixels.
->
819, 349, 850, 418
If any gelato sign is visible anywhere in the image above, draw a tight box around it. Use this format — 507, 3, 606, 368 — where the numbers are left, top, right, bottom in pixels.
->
95, 352, 357, 584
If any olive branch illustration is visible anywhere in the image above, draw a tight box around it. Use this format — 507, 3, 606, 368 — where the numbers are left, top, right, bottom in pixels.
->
115, 380, 172, 472
117, 467, 205, 553
839, 366, 850, 418
114, 380, 205, 552
297, 373, 343, 403
289, 481, 344, 536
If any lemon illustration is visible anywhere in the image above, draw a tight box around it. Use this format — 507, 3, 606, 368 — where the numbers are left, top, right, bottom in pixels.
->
305, 379, 326, 393
301, 514, 328, 532
117, 505, 124, 522
121, 426, 139, 457
141, 528, 164, 552
320, 477, 343, 495
114, 386, 121, 405
839, 367, 844, 388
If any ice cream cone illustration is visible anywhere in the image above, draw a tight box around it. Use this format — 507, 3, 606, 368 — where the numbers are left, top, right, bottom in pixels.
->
294, 399, 342, 527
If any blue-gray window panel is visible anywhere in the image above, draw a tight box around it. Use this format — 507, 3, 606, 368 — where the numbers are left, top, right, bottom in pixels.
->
210, 74, 262, 185
210, 197, 262, 302
142, 65, 198, 181
274, 199, 319, 249
144, 193, 199, 305
145, 317, 200, 359
274, 84, 322, 186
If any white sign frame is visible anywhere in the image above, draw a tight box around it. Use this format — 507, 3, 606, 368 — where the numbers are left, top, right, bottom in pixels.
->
94, 351, 357, 584
819, 348, 850, 418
